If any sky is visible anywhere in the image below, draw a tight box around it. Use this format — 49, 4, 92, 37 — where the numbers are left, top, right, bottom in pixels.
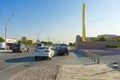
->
0, 0, 120, 44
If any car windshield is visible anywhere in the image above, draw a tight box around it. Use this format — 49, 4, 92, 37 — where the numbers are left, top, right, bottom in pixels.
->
38, 47, 49, 50
60, 44, 67, 46
13, 44, 20, 47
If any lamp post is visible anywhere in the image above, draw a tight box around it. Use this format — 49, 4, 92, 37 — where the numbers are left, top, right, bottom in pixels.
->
35, 30, 42, 44
0, 13, 14, 47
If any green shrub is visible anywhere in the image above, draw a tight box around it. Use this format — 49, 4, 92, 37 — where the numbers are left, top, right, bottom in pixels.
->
106, 44, 120, 48
0, 37, 5, 42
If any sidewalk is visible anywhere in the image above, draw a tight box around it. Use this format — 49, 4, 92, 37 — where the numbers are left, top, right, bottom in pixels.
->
57, 64, 120, 80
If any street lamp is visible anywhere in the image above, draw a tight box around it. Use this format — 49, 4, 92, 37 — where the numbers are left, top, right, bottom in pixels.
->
34, 30, 42, 44
0, 13, 14, 47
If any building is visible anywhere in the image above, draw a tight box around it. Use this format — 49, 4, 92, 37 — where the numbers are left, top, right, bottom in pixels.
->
87, 37, 96, 42
97, 34, 117, 41
28, 40, 36, 44
22, 37, 29, 42
22, 37, 36, 44
5, 38, 18, 49
116, 36, 120, 39
6, 38, 18, 43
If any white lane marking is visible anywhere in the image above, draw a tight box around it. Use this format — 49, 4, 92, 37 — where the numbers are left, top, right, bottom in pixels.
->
0, 63, 24, 73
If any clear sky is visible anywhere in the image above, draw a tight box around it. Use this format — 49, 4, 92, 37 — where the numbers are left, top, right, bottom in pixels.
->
0, 0, 120, 44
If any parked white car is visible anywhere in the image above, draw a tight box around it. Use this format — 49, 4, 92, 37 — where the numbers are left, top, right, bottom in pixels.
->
34, 46, 54, 60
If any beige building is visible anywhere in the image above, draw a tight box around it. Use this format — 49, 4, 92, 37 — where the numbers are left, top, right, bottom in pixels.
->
28, 40, 36, 44
22, 37, 29, 42
6, 38, 18, 43
22, 37, 36, 44
98, 34, 117, 41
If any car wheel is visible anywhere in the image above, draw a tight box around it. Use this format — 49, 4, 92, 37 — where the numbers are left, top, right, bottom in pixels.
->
53, 54, 55, 57
64, 52, 68, 56
27, 49, 29, 52
20, 50, 23, 53
35, 57, 38, 60
48, 57, 51, 60
13, 50, 15, 53
66, 53, 69, 55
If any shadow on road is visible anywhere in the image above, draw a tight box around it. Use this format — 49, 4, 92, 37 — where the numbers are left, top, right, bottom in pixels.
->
99, 52, 120, 56
69, 50, 87, 57
5, 56, 35, 63
0, 52, 13, 54
91, 69, 115, 76
69, 50, 100, 65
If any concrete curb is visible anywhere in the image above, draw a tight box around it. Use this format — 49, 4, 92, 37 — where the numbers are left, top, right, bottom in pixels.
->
0, 50, 12, 53
56, 66, 62, 80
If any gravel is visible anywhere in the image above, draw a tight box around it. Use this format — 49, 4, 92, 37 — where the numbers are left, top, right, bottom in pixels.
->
10, 65, 60, 80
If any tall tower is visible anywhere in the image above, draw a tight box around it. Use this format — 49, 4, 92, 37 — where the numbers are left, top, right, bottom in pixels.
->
82, 3, 86, 42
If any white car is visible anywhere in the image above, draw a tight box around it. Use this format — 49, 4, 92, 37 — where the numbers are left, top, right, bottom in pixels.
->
34, 46, 54, 60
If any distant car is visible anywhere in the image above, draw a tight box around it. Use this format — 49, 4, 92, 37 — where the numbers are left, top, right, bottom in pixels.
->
12, 43, 28, 53
36, 43, 42, 48
56, 44, 69, 55
34, 46, 54, 60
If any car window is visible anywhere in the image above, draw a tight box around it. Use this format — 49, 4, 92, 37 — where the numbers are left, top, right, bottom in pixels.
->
38, 47, 49, 50
13, 44, 20, 47
60, 44, 67, 46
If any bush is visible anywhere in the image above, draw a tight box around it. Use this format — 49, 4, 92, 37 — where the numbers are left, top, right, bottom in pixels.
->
106, 44, 120, 48
97, 37, 108, 41
0, 37, 5, 42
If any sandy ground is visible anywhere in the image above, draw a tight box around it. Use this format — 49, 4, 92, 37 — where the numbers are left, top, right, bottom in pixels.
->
60, 64, 120, 80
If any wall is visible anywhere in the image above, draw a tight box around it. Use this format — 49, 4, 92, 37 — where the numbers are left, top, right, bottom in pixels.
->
75, 35, 120, 49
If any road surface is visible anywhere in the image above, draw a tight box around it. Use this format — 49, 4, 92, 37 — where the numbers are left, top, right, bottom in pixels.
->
0, 49, 119, 80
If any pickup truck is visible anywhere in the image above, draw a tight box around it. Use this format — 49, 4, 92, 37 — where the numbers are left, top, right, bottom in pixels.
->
56, 44, 69, 55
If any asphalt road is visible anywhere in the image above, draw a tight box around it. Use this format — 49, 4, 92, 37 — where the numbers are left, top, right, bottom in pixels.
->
0, 49, 81, 80
0, 49, 119, 80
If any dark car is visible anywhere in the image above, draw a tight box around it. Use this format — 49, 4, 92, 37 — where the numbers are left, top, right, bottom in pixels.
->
56, 44, 69, 55
12, 43, 28, 53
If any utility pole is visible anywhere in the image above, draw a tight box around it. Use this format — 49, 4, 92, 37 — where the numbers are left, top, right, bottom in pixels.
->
35, 30, 41, 44
0, 13, 14, 48
48, 36, 49, 42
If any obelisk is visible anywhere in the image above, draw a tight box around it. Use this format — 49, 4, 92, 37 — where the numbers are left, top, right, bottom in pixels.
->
82, 3, 86, 42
